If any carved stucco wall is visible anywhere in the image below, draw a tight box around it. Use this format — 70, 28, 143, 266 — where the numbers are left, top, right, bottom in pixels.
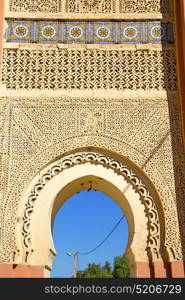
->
8, 0, 172, 15
0, 90, 184, 263
0, 0, 185, 265
2, 48, 177, 90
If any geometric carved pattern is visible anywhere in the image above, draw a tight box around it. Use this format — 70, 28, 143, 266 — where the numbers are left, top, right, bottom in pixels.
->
66, 0, 115, 13
2, 49, 177, 90
9, 0, 60, 13
22, 150, 160, 261
8, 0, 172, 16
67, 0, 171, 15
7, 20, 174, 44
119, 0, 171, 15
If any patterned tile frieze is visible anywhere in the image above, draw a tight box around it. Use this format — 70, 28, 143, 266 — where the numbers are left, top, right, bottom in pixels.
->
7, 20, 174, 44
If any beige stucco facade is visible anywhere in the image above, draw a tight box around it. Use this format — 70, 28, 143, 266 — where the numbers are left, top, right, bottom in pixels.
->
0, 0, 185, 277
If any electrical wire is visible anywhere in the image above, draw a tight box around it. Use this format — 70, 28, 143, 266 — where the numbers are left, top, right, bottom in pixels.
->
78, 215, 124, 255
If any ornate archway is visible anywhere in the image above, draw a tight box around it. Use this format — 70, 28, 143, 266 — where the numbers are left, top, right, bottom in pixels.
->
14, 148, 167, 277
0, 0, 185, 279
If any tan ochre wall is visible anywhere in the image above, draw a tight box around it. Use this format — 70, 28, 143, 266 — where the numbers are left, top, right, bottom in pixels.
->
0, 0, 185, 277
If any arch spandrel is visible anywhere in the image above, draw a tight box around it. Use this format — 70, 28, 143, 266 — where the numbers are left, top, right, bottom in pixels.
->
0, 139, 182, 265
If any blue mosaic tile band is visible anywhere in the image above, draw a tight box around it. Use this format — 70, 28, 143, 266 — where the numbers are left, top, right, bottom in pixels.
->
7, 20, 174, 44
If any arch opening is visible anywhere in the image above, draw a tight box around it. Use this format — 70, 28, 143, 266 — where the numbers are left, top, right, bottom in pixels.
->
51, 190, 129, 278
31, 169, 149, 277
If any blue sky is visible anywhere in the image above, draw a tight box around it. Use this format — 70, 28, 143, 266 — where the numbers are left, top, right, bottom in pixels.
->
51, 190, 128, 278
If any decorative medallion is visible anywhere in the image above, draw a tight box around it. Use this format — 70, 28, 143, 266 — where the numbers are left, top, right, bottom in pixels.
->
37, 22, 60, 43
151, 25, 165, 40
93, 22, 116, 43
120, 22, 142, 43
41, 25, 56, 39
8, 21, 34, 43
69, 26, 84, 40
96, 26, 111, 39
64, 22, 87, 43
13, 24, 29, 39
147, 22, 173, 43
123, 25, 138, 40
